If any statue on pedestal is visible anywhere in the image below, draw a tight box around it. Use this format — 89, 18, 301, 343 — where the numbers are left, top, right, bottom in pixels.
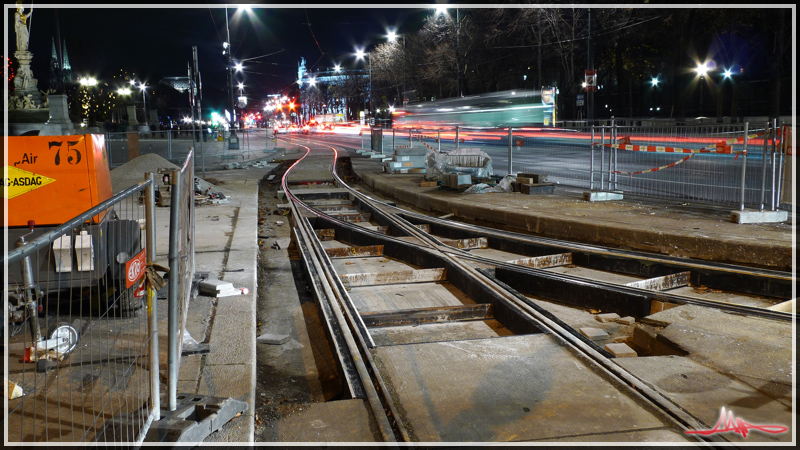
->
15, 2, 32, 52
11, 1, 42, 110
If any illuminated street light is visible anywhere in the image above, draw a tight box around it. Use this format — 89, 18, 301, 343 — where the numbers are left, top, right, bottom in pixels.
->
723, 68, 733, 79
234, 62, 243, 72
695, 61, 711, 78
138, 82, 148, 126
355, 47, 372, 123
435, 5, 447, 15
387, 29, 397, 42
651, 76, 659, 87
334, 64, 341, 73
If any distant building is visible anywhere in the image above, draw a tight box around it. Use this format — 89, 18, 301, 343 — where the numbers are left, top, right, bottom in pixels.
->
296, 57, 368, 124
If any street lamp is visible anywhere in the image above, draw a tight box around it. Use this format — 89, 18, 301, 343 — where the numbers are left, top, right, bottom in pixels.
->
355, 47, 372, 124
224, 7, 239, 148
695, 61, 713, 117
137, 83, 148, 126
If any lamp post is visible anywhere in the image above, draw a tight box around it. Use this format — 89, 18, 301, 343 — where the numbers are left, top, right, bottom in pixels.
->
225, 8, 239, 149
716, 68, 733, 120
129, 79, 148, 126
355, 47, 372, 125
116, 87, 131, 126
79, 76, 98, 126
139, 83, 148, 126
695, 61, 711, 117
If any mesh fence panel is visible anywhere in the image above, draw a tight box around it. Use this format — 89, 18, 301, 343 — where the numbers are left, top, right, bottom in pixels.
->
5, 180, 156, 443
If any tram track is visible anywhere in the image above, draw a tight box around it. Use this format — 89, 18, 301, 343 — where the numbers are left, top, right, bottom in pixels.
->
274, 135, 794, 443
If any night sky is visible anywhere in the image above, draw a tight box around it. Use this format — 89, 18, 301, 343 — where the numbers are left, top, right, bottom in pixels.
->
7, 4, 430, 109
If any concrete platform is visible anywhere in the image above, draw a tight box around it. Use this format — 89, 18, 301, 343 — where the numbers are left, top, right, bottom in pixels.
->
353, 160, 792, 270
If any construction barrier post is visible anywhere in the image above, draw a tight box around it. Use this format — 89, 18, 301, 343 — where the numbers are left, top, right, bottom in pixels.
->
145, 172, 160, 422
167, 168, 182, 411
590, 126, 595, 191
759, 121, 770, 211
508, 127, 513, 176
739, 122, 749, 211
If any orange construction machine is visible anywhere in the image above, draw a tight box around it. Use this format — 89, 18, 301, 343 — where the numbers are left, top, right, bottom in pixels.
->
5, 134, 146, 327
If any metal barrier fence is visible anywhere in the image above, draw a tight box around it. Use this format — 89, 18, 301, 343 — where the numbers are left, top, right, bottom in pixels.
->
391, 120, 789, 210
165, 151, 195, 411
105, 128, 277, 173
5, 149, 200, 442
4, 178, 158, 443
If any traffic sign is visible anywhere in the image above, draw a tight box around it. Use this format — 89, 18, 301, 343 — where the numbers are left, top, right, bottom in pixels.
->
585, 70, 597, 92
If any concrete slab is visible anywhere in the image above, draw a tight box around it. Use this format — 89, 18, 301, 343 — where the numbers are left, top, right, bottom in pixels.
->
730, 209, 788, 224
348, 282, 470, 312
277, 400, 380, 442
374, 334, 688, 442
583, 190, 624, 201
579, 327, 610, 341
604, 342, 637, 358
330, 255, 418, 275
616, 356, 793, 443
644, 305, 792, 404
369, 320, 509, 346
596, 312, 621, 323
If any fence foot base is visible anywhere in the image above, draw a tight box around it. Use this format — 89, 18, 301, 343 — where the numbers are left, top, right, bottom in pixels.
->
145, 394, 248, 442
730, 209, 788, 224
583, 190, 623, 202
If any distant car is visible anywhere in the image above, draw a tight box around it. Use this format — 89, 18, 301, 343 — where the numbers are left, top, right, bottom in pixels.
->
274, 125, 287, 134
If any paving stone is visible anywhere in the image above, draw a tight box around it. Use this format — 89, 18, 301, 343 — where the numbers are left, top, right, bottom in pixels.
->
604, 343, 638, 358
616, 316, 636, 325
579, 327, 609, 341
595, 312, 621, 323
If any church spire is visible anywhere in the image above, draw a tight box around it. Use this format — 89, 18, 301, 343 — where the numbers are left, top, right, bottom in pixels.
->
61, 39, 72, 82
51, 37, 60, 68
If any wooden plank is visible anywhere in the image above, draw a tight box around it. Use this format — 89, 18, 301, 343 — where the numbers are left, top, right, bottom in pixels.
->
315, 229, 336, 241
340, 268, 446, 287
439, 237, 488, 250
361, 304, 493, 327
626, 271, 691, 291
326, 245, 385, 258
506, 252, 572, 269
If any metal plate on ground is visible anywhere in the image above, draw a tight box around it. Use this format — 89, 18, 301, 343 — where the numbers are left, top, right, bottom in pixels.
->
373, 334, 690, 442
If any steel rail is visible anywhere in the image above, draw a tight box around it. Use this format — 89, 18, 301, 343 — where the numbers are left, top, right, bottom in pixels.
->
279, 143, 404, 442
280, 137, 726, 443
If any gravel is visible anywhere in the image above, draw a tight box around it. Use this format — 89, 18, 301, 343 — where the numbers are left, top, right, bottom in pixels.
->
110, 153, 222, 194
